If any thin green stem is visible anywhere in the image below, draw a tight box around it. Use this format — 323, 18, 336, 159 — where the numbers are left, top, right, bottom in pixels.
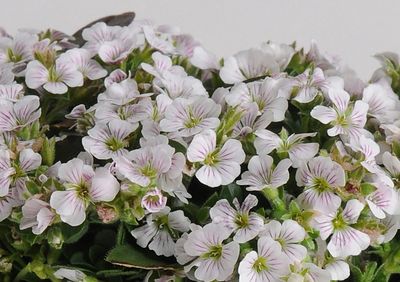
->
262, 188, 287, 216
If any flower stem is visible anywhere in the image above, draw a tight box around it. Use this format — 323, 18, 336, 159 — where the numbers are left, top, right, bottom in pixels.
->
262, 188, 287, 215
14, 264, 30, 282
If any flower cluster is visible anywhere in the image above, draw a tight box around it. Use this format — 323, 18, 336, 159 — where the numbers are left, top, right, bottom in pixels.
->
0, 15, 399, 282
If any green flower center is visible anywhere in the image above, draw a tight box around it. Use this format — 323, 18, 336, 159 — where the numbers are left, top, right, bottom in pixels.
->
203, 244, 223, 260
204, 151, 219, 166
234, 213, 249, 228
253, 256, 269, 273
332, 214, 347, 230
140, 164, 157, 178
312, 177, 331, 193
48, 65, 61, 82
184, 108, 202, 129
7, 48, 22, 63
11, 163, 25, 182
155, 215, 169, 229
105, 137, 127, 152
66, 181, 91, 200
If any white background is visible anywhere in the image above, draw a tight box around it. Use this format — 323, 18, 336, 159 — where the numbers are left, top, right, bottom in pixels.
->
1, 0, 399, 79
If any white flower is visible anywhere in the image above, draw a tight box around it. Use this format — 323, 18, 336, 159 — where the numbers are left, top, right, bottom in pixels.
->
50, 159, 120, 226
261, 42, 294, 70
313, 199, 370, 257
0, 148, 41, 196
20, 198, 54, 235
237, 155, 291, 191
225, 78, 288, 122
57, 48, 107, 80
156, 72, 208, 100
187, 130, 245, 187
210, 194, 264, 243
175, 224, 201, 265
324, 260, 350, 281
0, 83, 24, 102
98, 78, 150, 106
362, 80, 400, 124
184, 223, 240, 282
98, 30, 137, 64
238, 236, 290, 282
380, 215, 400, 243
220, 48, 280, 84
115, 144, 173, 187
292, 68, 327, 103
348, 135, 382, 174
190, 46, 220, 70
82, 22, 123, 54
141, 188, 167, 213
54, 268, 86, 282
82, 120, 137, 160
141, 51, 173, 79
143, 25, 175, 54
261, 219, 307, 263
95, 102, 147, 124
104, 69, 128, 88
0, 32, 36, 65
296, 156, 345, 212
25, 59, 84, 94
254, 129, 319, 168
0, 95, 41, 132
365, 180, 398, 219
131, 207, 190, 257
288, 261, 332, 282
0, 63, 14, 84
232, 103, 273, 138
160, 97, 221, 137
310, 88, 369, 141
0, 189, 20, 221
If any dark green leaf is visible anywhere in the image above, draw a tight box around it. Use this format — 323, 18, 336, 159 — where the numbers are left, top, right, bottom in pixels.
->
61, 221, 89, 244
106, 244, 179, 270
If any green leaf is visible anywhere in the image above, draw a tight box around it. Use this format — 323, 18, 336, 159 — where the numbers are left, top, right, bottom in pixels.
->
61, 221, 89, 244
197, 207, 210, 224
97, 269, 144, 278
202, 192, 219, 208
360, 183, 377, 196
220, 183, 243, 203
106, 244, 179, 270
350, 263, 363, 282
25, 181, 41, 195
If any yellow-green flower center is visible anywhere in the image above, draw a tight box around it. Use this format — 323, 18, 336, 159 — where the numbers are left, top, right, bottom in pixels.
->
140, 164, 157, 178
234, 213, 249, 228
204, 151, 219, 166
48, 65, 61, 82
203, 244, 223, 260
312, 177, 331, 193
332, 214, 347, 230
253, 256, 268, 273
105, 137, 127, 152
7, 48, 23, 63
184, 108, 202, 129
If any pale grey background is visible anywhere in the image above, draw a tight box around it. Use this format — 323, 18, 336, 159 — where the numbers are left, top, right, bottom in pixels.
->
1, 0, 398, 79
